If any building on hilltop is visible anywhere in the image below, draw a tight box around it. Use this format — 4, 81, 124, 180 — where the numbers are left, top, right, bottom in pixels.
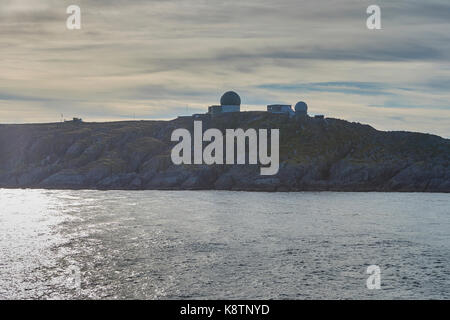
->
203, 91, 316, 118
267, 101, 310, 118
64, 117, 83, 123
208, 91, 241, 114
294, 101, 308, 117
207, 105, 222, 115
220, 91, 241, 112
267, 104, 295, 116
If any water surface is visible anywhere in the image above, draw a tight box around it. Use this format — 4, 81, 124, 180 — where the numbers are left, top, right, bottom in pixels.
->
0, 189, 449, 299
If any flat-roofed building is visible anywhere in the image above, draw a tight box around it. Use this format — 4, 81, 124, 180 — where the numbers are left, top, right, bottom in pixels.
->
267, 104, 294, 116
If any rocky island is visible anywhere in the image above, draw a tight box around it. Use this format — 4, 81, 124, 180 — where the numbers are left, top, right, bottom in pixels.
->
0, 112, 449, 192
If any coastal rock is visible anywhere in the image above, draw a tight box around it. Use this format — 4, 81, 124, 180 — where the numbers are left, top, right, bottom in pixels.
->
39, 170, 86, 188
0, 114, 448, 192
215, 175, 234, 190
98, 173, 137, 189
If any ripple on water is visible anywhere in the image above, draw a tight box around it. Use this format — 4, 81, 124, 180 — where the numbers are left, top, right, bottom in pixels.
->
0, 190, 449, 299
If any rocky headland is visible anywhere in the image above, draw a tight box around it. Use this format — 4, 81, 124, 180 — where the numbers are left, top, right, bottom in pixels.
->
0, 112, 449, 192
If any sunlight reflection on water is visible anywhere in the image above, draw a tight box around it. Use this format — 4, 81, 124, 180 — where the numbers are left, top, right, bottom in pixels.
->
0, 189, 449, 299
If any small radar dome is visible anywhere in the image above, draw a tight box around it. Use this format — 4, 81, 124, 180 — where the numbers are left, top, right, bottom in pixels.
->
295, 101, 308, 114
220, 91, 241, 106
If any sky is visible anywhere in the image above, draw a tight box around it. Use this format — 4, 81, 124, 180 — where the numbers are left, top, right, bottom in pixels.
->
0, 0, 449, 137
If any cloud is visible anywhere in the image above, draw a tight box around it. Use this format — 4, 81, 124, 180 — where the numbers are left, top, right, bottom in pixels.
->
0, 0, 449, 137
369, 102, 450, 110
257, 82, 395, 96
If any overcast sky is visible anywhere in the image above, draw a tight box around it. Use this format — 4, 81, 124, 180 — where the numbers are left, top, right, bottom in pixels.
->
1, 0, 449, 137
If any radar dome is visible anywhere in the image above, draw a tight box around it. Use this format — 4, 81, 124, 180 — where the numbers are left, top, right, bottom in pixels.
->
220, 91, 241, 106
295, 101, 308, 114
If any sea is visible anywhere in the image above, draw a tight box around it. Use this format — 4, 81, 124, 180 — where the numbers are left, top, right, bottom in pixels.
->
0, 189, 449, 299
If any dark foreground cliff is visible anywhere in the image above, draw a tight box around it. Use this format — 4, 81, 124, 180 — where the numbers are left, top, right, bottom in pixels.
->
0, 112, 449, 192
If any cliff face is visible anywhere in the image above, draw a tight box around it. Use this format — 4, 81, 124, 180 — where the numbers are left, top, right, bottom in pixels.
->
0, 112, 449, 192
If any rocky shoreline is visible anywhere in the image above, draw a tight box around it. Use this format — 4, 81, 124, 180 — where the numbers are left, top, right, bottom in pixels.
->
0, 112, 449, 192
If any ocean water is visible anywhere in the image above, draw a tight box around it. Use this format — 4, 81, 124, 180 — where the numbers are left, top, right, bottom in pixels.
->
0, 189, 449, 300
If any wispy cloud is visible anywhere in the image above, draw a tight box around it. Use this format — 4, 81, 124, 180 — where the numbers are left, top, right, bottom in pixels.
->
258, 82, 394, 96
0, 0, 449, 137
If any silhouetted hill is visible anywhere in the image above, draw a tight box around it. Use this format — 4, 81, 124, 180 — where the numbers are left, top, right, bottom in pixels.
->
0, 112, 449, 192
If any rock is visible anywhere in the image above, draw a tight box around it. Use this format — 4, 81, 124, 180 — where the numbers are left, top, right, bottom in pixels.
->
130, 177, 142, 189
0, 114, 448, 192
180, 167, 217, 189
251, 177, 280, 191
98, 173, 136, 189
39, 170, 86, 188
65, 142, 85, 158
82, 143, 104, 161
140, 155, 171, 182
86, 165, 111, 184
146, 166, 190, 189
215, 175, 234, 190
17, 166, 53, 186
